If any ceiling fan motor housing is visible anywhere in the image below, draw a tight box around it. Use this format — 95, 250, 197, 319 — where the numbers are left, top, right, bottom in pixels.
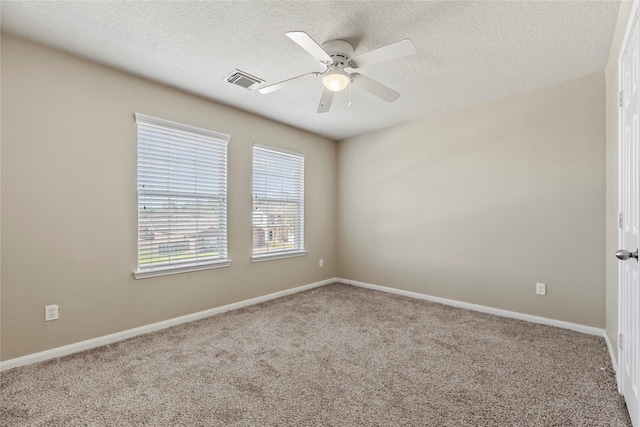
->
322, 40, 354, 66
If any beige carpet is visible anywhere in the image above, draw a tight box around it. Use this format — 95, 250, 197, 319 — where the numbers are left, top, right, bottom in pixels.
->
0, 283, 630, 426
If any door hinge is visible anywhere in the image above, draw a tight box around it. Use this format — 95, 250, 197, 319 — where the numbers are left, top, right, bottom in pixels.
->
620, 90, 625, 108
619, 332, 624, 350
619, 212, 624, 229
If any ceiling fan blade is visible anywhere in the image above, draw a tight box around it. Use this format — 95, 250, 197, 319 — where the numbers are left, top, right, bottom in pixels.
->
286, 31, 332, 63
352, 74, 400, 103
317, 86, 334, 113
258, 72, 318, 94
350, 39, 416, 69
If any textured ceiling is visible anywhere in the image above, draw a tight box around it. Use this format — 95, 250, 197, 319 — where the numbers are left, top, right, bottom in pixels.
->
0, 1, 621, 140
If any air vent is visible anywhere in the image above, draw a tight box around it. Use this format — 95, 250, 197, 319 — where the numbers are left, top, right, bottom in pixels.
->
226, 70, 264, 90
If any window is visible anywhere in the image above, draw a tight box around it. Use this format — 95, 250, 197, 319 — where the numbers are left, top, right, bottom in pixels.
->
134, 113, 230, 279
252, 144, 305, 261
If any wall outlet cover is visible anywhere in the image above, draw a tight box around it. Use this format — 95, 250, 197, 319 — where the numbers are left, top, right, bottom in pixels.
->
536, 283, 546, 296
45, 304, 59, 321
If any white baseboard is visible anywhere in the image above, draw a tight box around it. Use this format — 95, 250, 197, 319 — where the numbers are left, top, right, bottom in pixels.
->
2, 276, 619, 384
604, 331, 619, 373
338, 278, 605, 336
0, 277, 336, 372
604, 331, 622, 394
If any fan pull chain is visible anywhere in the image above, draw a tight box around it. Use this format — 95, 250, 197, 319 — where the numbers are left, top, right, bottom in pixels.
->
348, 82, 352, 108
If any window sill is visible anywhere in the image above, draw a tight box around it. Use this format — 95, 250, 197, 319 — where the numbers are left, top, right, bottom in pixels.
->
133, 260, 231, 279
251, 251, 308, 263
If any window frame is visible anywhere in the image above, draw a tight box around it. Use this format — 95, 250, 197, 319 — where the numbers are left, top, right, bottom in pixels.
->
133, 113, 231, 279
251, 143, 306, 262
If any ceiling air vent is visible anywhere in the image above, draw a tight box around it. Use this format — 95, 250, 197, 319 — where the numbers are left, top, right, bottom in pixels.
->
226, 70, 264, 90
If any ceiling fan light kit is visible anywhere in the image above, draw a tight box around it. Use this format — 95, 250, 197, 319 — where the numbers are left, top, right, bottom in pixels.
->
258, 31, 416, 113
322, 67, 351, 92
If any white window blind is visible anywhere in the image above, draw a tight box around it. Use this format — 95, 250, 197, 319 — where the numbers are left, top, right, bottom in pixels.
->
134, 113, 230, 278
252, 144, 305, 260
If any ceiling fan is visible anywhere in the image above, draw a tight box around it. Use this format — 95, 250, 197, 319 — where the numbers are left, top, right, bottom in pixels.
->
258, 31, 416, 113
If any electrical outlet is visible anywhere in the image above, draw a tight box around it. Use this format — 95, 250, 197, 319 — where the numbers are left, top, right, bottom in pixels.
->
45, 305, 59, 321
319, 259, 324, 268
536, 283, 546, 296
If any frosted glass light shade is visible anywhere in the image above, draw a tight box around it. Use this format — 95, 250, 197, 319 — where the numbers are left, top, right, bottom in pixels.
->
322, 69, 351, 92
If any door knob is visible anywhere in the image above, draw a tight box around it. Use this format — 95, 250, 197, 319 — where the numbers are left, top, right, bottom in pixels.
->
616, 249, 638, 261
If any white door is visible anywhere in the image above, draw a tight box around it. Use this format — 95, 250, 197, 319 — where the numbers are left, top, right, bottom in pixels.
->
619, 5, 640, 426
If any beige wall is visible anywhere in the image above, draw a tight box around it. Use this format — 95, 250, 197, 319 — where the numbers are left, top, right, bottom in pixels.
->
0, 35, 337, 361
337, 73, 606, 328
605, 0, 635, 363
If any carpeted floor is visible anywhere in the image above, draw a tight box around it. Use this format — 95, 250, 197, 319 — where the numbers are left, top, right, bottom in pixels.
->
0, 283, 630, 426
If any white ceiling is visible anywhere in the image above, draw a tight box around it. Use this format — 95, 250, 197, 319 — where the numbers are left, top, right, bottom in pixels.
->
0, 1, 621, 141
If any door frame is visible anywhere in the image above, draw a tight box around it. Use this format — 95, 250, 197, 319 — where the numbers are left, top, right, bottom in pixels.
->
619, 0, 640, 398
